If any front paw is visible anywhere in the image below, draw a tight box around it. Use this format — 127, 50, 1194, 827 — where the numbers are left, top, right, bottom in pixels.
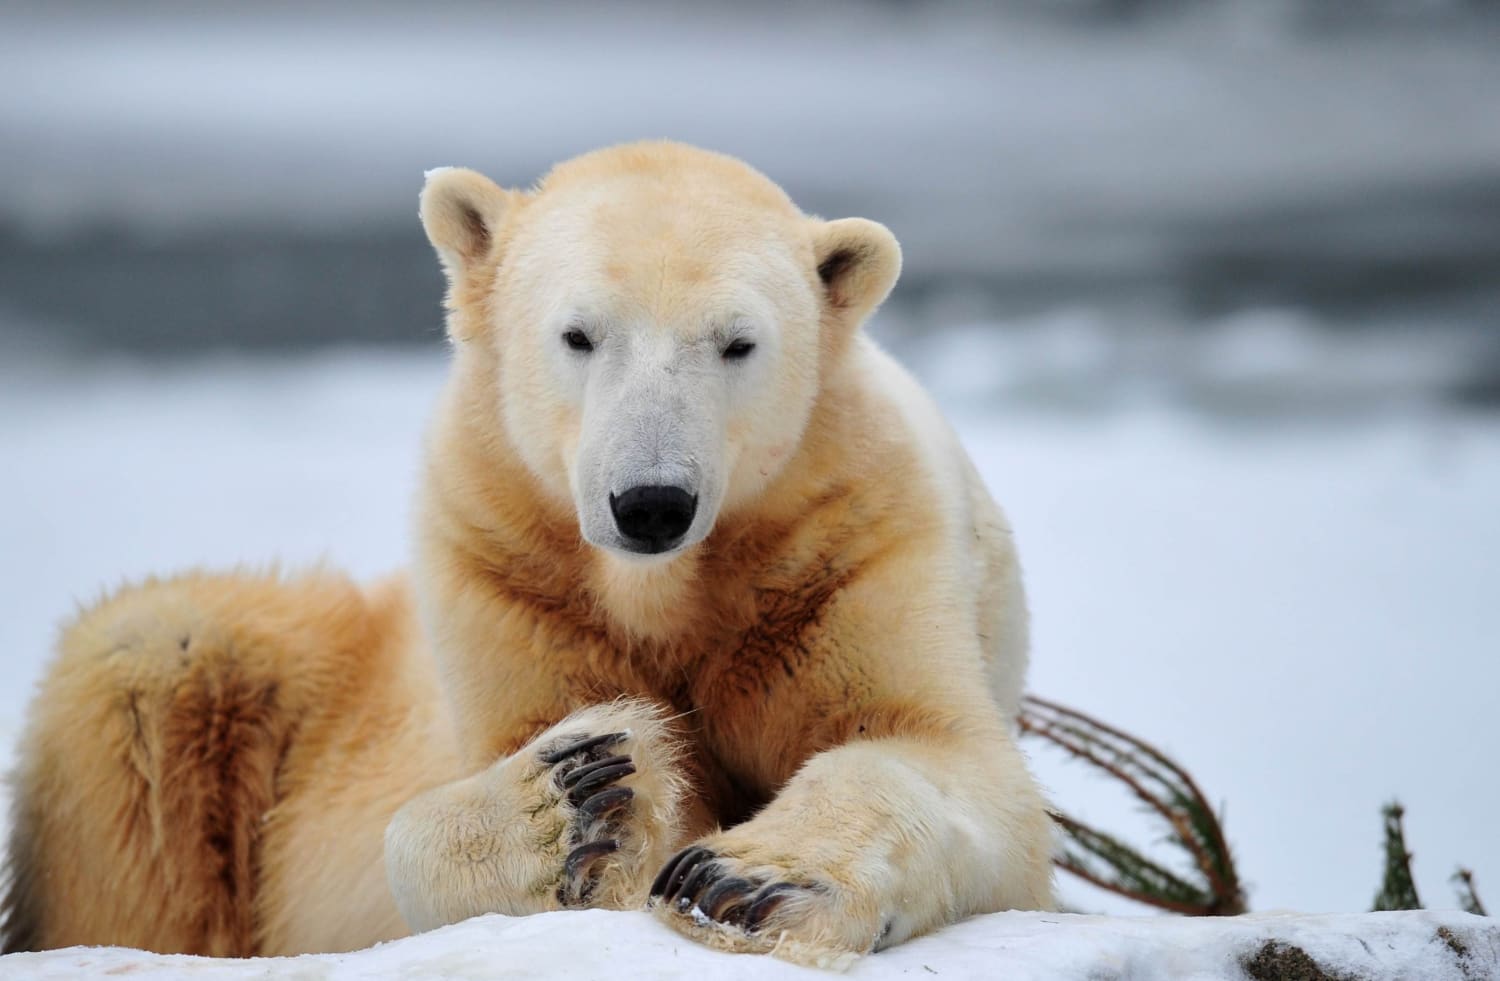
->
648, 840, 883, 968
386, 700, 688, 930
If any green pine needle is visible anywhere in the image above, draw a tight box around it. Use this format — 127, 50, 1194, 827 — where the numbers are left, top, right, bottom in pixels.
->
1372, 801, 1422, 912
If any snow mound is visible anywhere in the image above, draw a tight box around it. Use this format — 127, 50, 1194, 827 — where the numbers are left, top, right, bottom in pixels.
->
1, 909, 1493, 980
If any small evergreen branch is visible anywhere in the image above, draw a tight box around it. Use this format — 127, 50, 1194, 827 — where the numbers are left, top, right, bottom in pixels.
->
1019, 695, 1247, 915
1049, 810, 1213, 915
1372, 801, 1422, 911
1024, 697, 1241, 904
1452, 868, 1488, 917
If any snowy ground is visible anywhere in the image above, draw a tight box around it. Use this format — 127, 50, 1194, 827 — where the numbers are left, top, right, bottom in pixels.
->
2, 908, 1496, 980
1, 335, 1496, 927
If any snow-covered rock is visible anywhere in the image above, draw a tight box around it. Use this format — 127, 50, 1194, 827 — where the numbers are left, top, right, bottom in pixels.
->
0, 909, 1494, 980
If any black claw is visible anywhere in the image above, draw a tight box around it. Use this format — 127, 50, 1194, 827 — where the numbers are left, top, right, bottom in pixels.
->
663, 848, 717, 906
561, 839, 619, 905
650, 847, 698, 899
674, 859, 725, 911
719, 898, 752, 929
698, 875, 756, 921
742, 882, 800, 932
651, 845, 714, 903
561, 754, 632, 789
565, 760, 636, 805
576, 785, 634, 826
538, 731, 629, 766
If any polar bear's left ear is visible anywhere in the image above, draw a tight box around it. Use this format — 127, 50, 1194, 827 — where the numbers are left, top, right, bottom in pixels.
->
419, 167, 520, 286
812, 218, 903, 327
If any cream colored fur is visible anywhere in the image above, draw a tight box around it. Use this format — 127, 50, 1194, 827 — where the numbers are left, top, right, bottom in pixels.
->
1, 142, 1053, 967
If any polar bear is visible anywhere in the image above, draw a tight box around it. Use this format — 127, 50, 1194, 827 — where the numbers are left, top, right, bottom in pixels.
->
1, 142, 1053, 966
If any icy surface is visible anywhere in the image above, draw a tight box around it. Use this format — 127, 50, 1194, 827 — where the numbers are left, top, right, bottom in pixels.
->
1, 908, 1495, 980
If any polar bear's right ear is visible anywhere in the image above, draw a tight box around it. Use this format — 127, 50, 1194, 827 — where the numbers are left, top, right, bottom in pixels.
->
419, 167, 519, 285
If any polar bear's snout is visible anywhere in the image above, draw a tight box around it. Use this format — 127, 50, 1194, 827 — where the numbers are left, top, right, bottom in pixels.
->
609, 485, 698, 554
571, 334, 731, 561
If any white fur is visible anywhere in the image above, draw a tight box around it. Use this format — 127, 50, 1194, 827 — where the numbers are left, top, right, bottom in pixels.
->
852, 338, 1030, 716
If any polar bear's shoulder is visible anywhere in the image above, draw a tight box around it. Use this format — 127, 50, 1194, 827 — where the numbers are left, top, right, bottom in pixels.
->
847, 335, 977, 512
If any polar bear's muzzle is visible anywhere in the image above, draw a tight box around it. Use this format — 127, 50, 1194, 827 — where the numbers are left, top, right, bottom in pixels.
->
608, 485, 698, 554
570, 338, 729, 560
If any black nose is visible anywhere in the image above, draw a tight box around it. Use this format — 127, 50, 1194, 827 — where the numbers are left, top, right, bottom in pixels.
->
609, 485, 698, 553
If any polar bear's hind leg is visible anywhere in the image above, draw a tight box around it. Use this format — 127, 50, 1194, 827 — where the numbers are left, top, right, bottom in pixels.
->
1, 571, 386, 956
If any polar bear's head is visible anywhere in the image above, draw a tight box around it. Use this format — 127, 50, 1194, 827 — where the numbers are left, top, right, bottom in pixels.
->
420, 142, 899, 561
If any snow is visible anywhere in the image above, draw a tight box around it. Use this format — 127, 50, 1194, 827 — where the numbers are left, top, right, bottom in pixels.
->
0, 909, 1494, 979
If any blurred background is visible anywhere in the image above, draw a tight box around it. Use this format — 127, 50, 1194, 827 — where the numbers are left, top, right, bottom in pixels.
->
1, 0, 1497, 924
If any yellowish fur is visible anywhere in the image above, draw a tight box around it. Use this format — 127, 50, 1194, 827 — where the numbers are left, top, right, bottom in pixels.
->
2, 142, 1053, 965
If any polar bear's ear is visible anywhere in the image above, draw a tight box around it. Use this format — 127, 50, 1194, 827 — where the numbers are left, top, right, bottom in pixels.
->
812, 218, 903, 326
419, 167, 518, 285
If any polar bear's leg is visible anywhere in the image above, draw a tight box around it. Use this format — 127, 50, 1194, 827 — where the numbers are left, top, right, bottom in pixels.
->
384, 699, 693, 931
1, 571, 393, 956
649, 731, 1054, 967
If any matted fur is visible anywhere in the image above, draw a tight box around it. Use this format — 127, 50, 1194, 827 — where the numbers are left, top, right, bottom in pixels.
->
3, 142, 1053, 965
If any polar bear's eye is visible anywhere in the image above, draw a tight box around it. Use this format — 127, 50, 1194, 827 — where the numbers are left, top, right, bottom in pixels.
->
722, 339, 756, 361
562, 329, 595, 353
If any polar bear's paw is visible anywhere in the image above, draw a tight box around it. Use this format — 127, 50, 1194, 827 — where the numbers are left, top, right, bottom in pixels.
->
648, 840, 883, 969
386, 700, 690, 929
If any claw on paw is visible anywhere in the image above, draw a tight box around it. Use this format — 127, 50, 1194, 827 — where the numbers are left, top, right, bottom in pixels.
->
538, 730, 629, 766
576, 785, 634, 825
559, 839, 620, 906
650, 845, 716, 904
698, 875, 756, 922
742, 882, 799, 931
650, 846, 809, 934
563, 756, 636, 803
673, 858, 725, 912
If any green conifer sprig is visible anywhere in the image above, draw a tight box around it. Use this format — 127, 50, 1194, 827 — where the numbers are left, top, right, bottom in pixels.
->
1048, 810, 1216, 914
1018, 695, 1247, 915
1371, 801, 1422, 911
1452, 868, 1487, 917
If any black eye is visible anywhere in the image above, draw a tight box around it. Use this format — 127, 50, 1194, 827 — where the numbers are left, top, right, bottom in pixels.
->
722, 339, 756, 360
563, 329, 594, 353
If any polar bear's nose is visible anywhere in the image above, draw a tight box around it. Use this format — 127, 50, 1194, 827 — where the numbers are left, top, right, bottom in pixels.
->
609, 486, 698, 553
